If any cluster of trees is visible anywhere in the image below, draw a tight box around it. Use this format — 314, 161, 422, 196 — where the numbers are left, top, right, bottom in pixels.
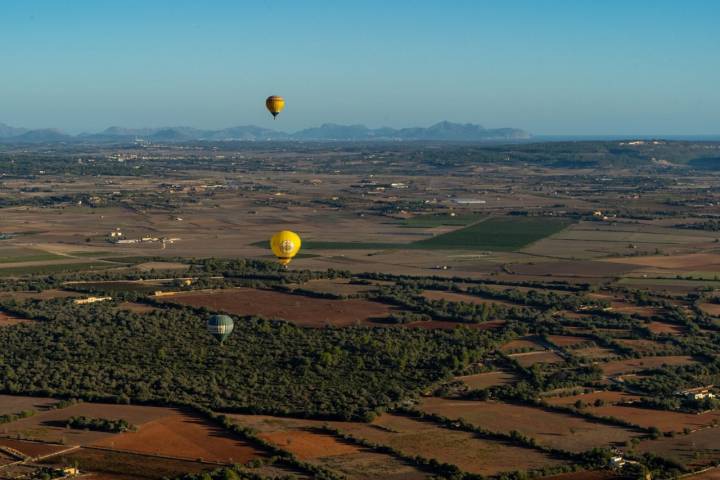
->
0, 297, 503, 420
66, 415, 135, 433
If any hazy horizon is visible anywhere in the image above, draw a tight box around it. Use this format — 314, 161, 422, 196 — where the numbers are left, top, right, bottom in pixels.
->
2, 0, 719, 135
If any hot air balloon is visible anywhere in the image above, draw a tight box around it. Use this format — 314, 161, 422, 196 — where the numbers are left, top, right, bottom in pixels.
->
207, 314, 234, 343
265, 95, 285, 119
270, 230, 301, 267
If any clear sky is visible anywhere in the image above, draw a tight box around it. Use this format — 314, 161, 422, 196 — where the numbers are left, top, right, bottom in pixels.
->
1, 0, 718, 135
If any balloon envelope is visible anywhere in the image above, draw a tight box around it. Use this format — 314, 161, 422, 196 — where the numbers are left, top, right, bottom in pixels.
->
270, 230, 301, 266
207, 314, 234, 343
265, 95, 285, 118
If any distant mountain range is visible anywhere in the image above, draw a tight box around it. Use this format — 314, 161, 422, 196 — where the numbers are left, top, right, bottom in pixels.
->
0, 121, 530, 143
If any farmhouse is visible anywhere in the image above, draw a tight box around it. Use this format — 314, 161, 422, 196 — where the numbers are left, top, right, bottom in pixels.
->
676, 386, 716, 400
73, 296, 113, 305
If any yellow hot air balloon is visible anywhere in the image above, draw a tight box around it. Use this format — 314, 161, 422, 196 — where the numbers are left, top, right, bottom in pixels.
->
270, 230, 301, 266
266, 95, 285, 119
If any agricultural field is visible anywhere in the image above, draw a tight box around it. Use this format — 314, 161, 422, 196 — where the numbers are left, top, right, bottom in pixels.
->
332, 413, 570, 477
163, 287, 392, 327
1, 142, 720, 479
417, 398, 641, 452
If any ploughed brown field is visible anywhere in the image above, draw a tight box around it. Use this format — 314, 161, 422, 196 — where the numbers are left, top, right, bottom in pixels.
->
455, 370, 518, 390
546, 335, 591, 348
0, 438, 71, 458
600, 355, 696, 376
646, 320, 685, 335
417, 398, 640, 453
40, 448, 212, 479
511, 351, 564, 367
604, 253, 720, 270
164, 287, 392, 327
587, 405, 720, 433
543, 391, 640, 408
0, 394, 58, 416
637, 427, 720, 469
334, 413, 569, 476
0, 403, 172, 445
93, 410, 267, 464
421, 290, 516, 307
229, 414, 432, 479
500, 336, 545, 352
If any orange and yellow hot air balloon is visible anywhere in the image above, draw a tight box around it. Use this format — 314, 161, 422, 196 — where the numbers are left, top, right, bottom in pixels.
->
266, 95, 285, 119
270, 230, 301, 266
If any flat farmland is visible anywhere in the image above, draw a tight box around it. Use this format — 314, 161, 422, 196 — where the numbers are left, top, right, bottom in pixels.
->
93, 410, 267, 464
616, 339, 675, 355
509, 259, 638, 277
421, 290, 516, 307
455, 370, 518, 390
334, 413, 568, 476
229, 414, 431, 479
0, 403, 174, 444
543, 391, 640, 408
297, 278, 377, 296
600, 356, 696, 376
647, 321, 684, 335
500, 336, 545, 353
163, 287, 392, 327
699, 302, 720, 316
686, 468, 720, 479
547, 335, 592, 348
400, 319, 505, 330
417, 398, 640, 452
0, 394, 58, 416
511, 351, 564, 367
604, 253, 720, 271
571, 347, 618, 361
40, 448, 212, 479
0, 438, 70, 457
588, 405, 720, 432
542, 472, 624, 480
636, 427, 720, 469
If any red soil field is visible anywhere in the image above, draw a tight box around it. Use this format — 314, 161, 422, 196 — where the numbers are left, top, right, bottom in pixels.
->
418, 398, 640, 453
547, 335, 591, 348
600, 356, 696, 376
605, 253, 720, 270
259, 430, 358, 460
455, 370, 518, 390
0, 438, 71, 458
500, 336, 545, 353
699, 302, 720, 316
588, 405, 720, 432
228, 414, 431, 479
0, 403, 178, 445
165, 287, 392, 327
93, 411, 266, 464
687, 468, 720, 479
40, 448, 211, 480
647, 321, 684, 335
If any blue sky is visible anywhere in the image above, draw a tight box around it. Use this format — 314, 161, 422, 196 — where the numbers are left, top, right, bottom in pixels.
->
1, 0, 718, 135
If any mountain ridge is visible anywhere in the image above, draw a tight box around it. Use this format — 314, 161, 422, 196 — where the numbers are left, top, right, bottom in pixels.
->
0, 121, 530, 143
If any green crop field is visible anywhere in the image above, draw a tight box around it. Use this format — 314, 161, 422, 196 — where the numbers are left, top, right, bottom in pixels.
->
290, 217, 572, 252
410, 216, 573, 251
0, 248, 64, 264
